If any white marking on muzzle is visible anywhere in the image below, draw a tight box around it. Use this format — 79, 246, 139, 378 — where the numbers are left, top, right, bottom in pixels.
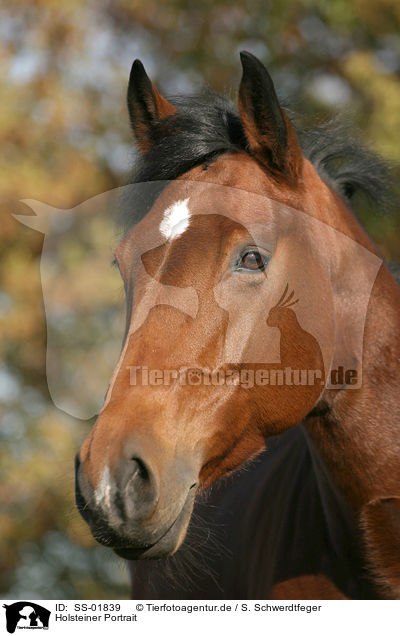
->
95, 464, 112, 509
159, 198, 191, 240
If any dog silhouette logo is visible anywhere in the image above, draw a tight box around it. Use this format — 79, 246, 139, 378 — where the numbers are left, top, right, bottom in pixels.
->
3, 602, 50, 633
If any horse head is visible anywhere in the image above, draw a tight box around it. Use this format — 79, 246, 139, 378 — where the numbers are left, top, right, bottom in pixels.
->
75, 53, 382, 560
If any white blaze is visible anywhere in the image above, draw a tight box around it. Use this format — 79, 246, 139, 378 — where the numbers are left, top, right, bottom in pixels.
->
159, 198, 191, 240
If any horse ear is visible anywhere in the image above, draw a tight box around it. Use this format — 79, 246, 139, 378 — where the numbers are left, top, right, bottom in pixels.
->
238, 51, 302, 183
127, 59, 177, 153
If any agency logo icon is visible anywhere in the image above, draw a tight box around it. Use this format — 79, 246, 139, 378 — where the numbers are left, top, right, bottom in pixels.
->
14, 182, 382, 420
2, 602, 50, 634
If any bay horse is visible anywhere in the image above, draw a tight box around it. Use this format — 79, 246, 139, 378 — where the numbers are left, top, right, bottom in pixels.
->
75, 52, 400, 599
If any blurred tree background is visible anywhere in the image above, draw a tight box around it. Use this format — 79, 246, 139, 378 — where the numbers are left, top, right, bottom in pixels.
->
1, 0, 399, 599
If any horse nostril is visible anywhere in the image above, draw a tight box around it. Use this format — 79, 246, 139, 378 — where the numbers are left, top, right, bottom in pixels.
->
131, 457, 150, 481
118, 456, 153, 496
117, 454, 158, 521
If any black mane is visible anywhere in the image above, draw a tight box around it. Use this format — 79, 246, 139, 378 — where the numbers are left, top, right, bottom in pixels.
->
122, 91, 395, 230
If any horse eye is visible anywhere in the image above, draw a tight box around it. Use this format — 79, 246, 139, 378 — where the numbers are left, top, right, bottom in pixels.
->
237, 249, 268, 272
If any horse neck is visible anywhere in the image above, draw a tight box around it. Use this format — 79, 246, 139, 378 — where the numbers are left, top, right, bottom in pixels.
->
304, 263, 400, 510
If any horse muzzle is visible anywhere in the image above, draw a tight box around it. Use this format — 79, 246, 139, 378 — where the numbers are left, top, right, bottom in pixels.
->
74, 447, 198, 559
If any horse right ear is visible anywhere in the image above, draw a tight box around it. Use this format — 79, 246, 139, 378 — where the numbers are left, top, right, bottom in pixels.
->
127, 60, 177, 154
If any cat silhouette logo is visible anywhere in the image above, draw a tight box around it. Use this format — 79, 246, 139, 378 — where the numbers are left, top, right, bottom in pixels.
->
3, 602, 50, 633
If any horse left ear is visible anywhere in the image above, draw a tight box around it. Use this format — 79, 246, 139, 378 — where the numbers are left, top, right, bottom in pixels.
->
127, 59, 177, 153
238, 51, 303, 183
